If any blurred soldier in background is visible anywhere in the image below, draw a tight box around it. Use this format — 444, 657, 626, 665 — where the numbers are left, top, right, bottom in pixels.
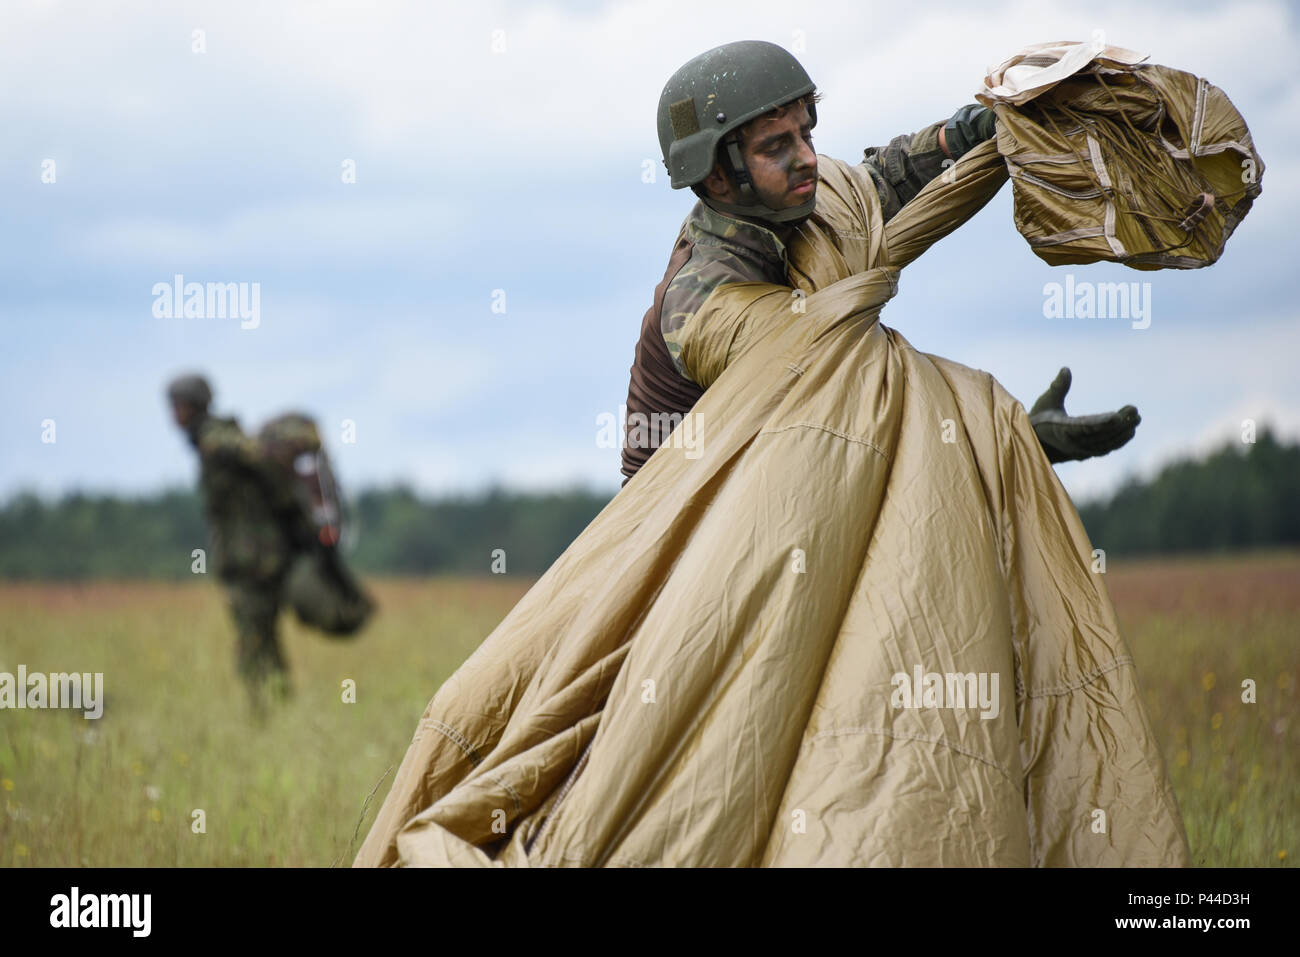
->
166, 374, 373, 716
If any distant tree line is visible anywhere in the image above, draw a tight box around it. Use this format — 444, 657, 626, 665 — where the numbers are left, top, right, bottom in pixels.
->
347, 486, 613, 577
1076, 426, 1299, 556
0, 429, 1295, 580
0, 489, 209, 580
0, 485, 614, 580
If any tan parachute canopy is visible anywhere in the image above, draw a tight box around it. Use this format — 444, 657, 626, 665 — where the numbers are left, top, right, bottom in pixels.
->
351, 40, 1247, 868
977, 39, 1264, 269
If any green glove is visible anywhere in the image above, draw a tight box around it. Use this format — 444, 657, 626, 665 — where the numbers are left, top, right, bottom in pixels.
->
1028, 367, 1140, 464
943, 104, 997, 158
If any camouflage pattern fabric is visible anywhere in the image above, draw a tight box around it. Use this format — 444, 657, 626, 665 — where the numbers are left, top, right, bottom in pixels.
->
661, 202, 790, 378
864, 104, 997, 222
662, 104, 995, 382
189, 412, 311, 582
227, 576, 287, 684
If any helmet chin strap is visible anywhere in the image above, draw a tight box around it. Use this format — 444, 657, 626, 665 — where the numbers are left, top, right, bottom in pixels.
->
706, 134, 816, 226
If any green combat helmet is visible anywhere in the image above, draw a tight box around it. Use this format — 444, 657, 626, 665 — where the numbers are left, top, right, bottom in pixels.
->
165, 373, 213, 411
657, 40, 818, 224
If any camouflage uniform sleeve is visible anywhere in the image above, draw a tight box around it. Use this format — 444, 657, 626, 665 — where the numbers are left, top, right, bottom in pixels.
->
861, 103, 996, 222
661, 252, 755, 384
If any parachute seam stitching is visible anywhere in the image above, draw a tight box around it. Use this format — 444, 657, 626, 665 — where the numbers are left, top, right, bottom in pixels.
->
1011, 167, 1103, 200
486, 772, 522, 812
425, 720, 483, 767
1022, 655, 1134, 698
808, 726, 1016, 782
757, 422, 888, 458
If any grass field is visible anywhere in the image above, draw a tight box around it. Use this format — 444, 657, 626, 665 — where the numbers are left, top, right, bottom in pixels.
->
1, 553, 1296, 867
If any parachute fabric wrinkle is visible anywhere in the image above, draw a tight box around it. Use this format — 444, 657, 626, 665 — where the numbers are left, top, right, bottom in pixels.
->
351, 43, 1239, 868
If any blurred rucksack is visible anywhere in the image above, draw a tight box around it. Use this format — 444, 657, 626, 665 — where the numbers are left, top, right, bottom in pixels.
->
258, 412, 375, 638
258, 413, 342, 547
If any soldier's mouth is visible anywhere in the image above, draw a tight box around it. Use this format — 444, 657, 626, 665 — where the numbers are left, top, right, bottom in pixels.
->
790, 178, 816, 196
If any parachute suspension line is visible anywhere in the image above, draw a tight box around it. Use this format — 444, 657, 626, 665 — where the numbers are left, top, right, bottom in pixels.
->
1035, 105, 1190, 256
1094, 73, 1198, 189
1040, 101, 1198, 255
1032, 72, 1247, 258
1098, 73, 1250, 207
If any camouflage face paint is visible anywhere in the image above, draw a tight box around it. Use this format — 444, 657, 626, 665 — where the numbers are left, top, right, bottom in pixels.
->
739, 102, 818, 210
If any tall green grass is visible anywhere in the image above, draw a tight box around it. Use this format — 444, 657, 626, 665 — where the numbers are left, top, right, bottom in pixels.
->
0, 556, 1294, 866
0, 578, 527, 866
1108, 552, 1298, 867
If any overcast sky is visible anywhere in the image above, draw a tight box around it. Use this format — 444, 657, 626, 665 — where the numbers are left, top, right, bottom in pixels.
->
2, 0, 1296, 504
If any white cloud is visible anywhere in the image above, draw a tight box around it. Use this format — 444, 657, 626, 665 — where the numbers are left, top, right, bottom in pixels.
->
0, 0, 1295, 500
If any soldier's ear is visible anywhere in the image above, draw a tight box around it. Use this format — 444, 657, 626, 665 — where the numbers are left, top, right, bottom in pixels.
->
701, 160, 734, 203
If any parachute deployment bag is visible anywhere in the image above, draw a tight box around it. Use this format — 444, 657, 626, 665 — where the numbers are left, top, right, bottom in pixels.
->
978, 42, 1263, 269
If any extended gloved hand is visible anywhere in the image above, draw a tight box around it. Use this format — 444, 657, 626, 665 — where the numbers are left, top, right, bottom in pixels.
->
1028, 367, 1140, 464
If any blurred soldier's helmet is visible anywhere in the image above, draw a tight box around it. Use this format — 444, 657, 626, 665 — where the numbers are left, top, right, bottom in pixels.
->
657, 40, 818, 224
166, 373, 213, 411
